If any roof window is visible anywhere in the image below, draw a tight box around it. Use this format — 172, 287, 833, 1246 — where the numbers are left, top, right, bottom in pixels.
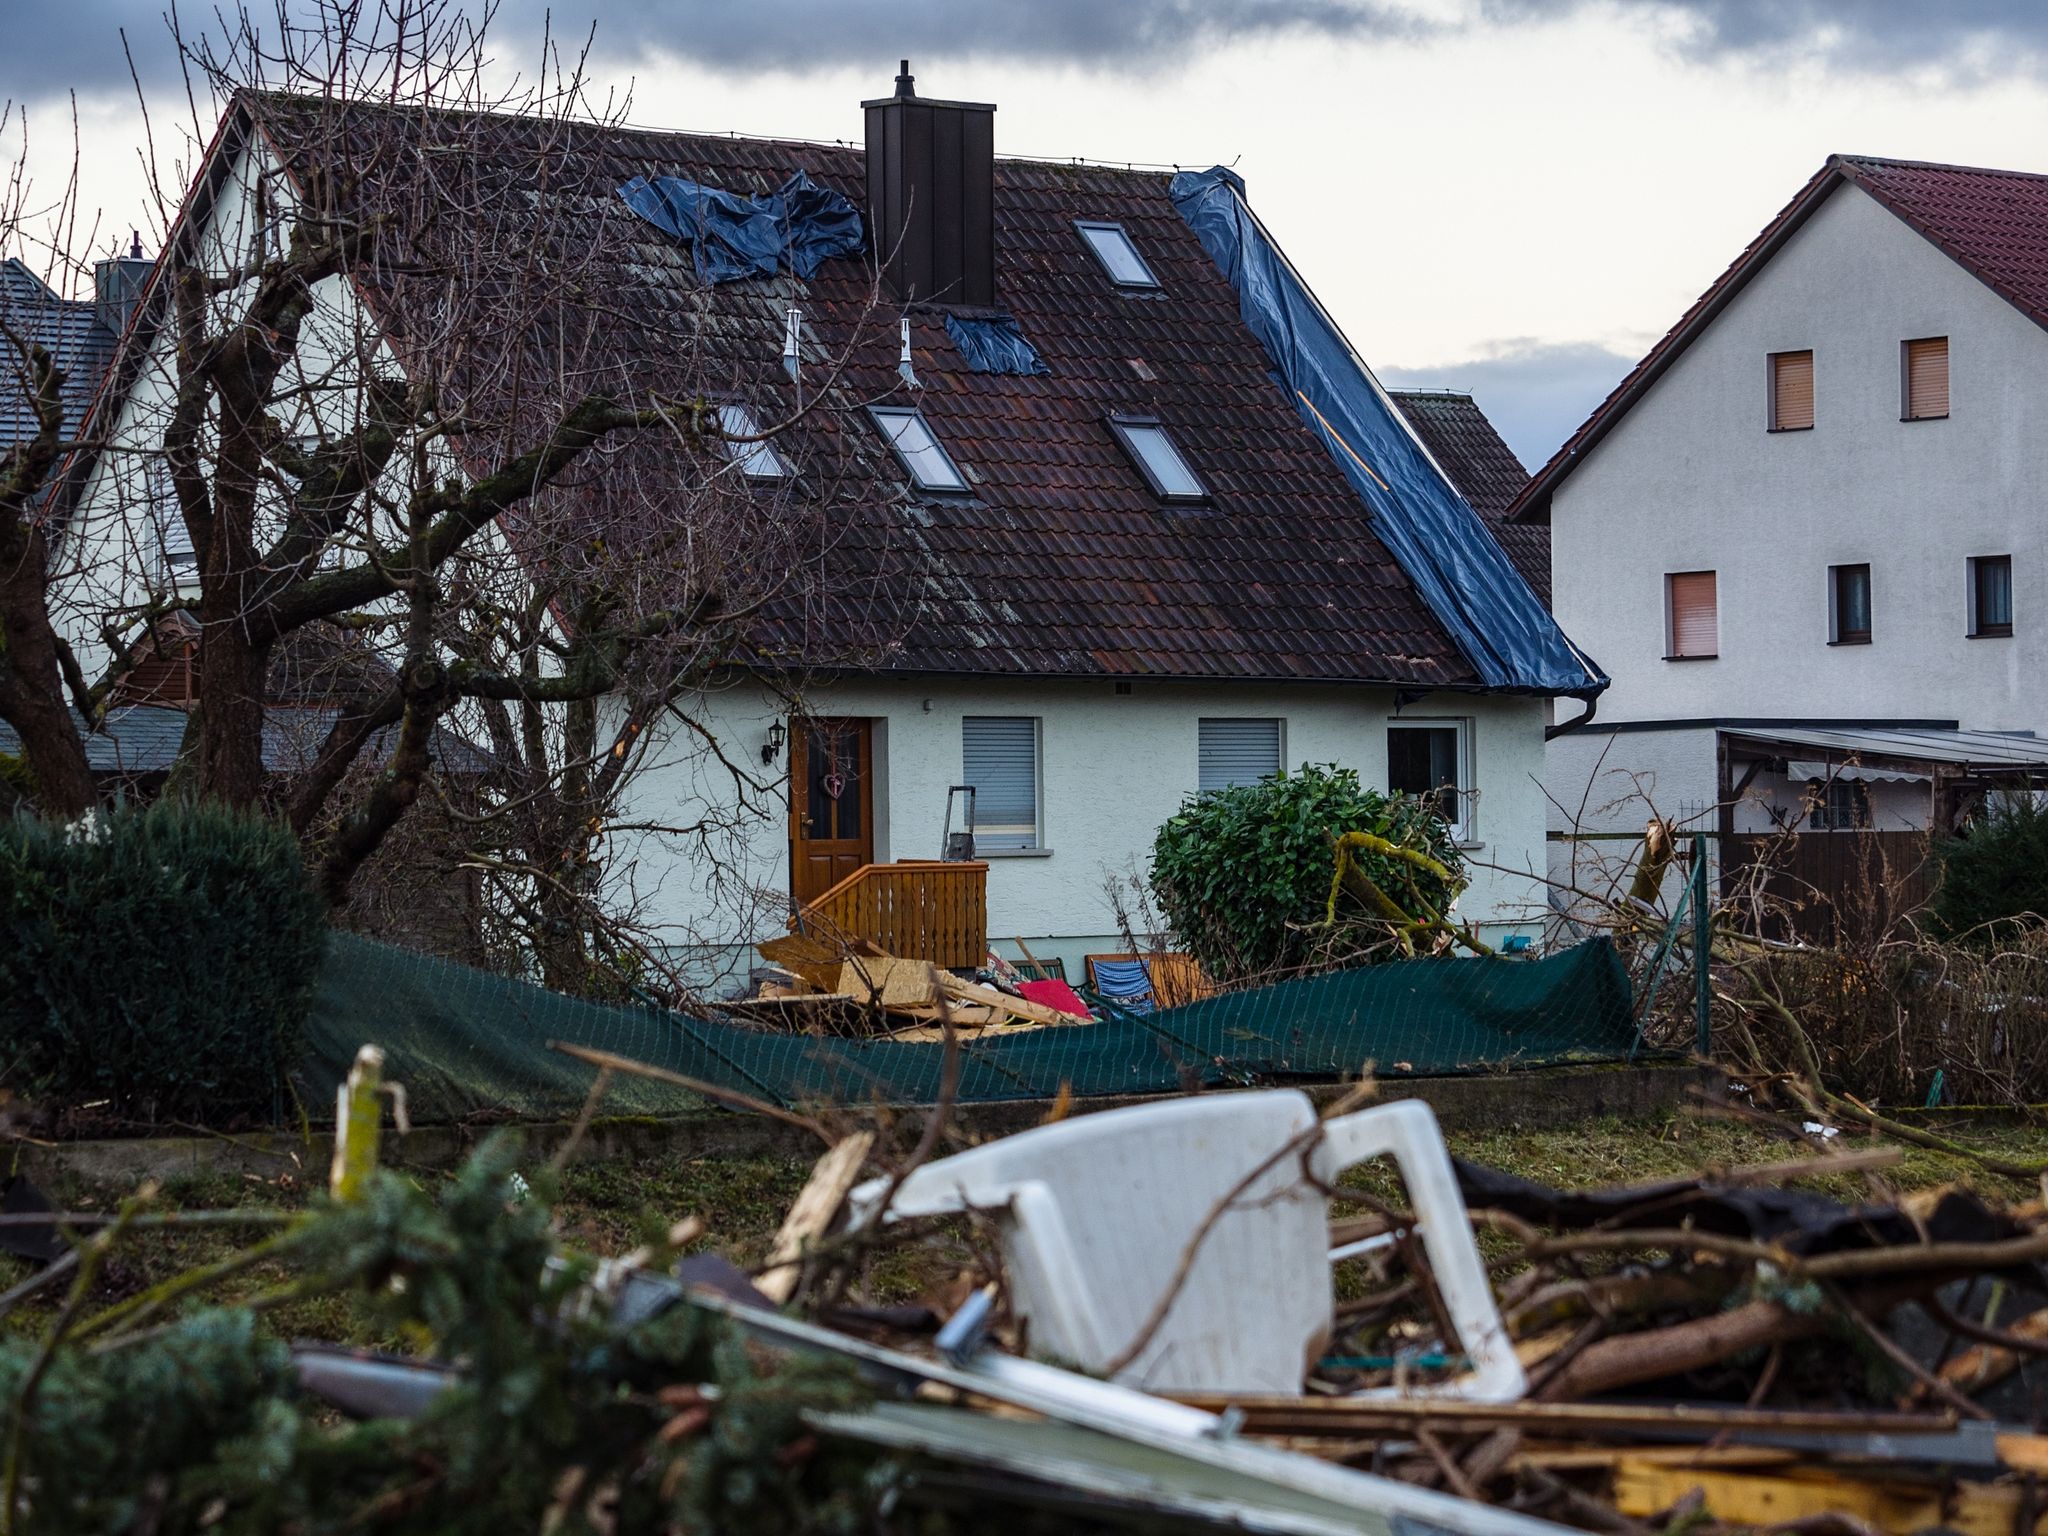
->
1110, 415, 1206, 502
1077, 221, 1160, 289
869, 405, 969, 493
715, 403, 789, 479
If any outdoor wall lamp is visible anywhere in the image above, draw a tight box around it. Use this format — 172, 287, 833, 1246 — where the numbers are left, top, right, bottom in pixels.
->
762, 720, 788, 765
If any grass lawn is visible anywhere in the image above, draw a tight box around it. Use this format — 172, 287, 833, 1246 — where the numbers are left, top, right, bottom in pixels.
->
7, 1104, 2046, 1346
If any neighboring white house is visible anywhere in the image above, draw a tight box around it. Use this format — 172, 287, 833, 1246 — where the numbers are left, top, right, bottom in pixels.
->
47, 78, 1598, 987
1516, 154, 2048, 917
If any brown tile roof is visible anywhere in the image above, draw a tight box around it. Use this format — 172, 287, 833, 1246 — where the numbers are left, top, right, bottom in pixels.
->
1389, 390, 1548, 603
1513, 153, 2048, 523
229, 93, 1505, 692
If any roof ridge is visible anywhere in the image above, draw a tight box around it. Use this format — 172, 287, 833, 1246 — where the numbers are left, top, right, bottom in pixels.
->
242, 86, 1186, 179
1834, 151, 2048, 182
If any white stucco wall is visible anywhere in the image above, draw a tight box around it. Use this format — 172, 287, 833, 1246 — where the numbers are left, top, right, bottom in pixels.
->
612, 678, 1555, 990
1546, 178, 2048, 831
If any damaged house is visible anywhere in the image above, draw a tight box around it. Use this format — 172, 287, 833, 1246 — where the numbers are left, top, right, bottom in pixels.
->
48, 68, 1599, 983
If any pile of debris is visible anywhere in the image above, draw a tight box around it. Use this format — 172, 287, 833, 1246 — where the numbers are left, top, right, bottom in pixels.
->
544, 1061, 2048, 1534
715, 935, 1096, 1038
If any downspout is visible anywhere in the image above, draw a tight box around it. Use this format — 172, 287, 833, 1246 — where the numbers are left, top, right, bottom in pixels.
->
1545, 693, 1599, 742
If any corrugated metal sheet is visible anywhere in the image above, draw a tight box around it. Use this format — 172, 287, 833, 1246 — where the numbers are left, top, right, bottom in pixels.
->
1723, 725, 2048, 772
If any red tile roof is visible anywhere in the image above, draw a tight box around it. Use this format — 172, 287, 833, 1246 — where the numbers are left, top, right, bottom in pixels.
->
1389, 390, 1548, 602
1512, 154, 2048, 523
231, 94, 1498, 691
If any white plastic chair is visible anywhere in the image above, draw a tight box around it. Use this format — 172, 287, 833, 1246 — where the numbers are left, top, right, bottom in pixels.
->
846, 1090, 1524, 1399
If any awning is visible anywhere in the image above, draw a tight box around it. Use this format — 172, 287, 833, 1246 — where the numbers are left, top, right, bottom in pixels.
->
1725, 725, 2048, 778
1784, 759, 1929, 785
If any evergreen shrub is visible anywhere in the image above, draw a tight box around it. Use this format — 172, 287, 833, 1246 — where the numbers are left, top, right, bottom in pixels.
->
0, 799, 327, 1123
1149, 763, 1464, 984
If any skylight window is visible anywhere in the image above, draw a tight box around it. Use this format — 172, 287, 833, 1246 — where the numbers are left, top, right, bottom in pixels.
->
1110, 415, 1207, 502
1077, 221, 1160, 289
869, 406, 969, 493
715, 403, 789, 479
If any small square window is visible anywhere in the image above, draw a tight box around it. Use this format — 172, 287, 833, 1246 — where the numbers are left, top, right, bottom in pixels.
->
1076, 221, 1160, 289
1388, 719, 1470, 840
963, 716, 1040, 852
1666, 570, 1718, 659
1903, 336, 1949, 420
1198, 718, 1282, 793
1829, 563, 1871, 645
1970, 555, 2012, 637
1109, 415, 1207, 502
715, 403, 789, 480
1769, 349, 1814, 431
868, 405, 969, 493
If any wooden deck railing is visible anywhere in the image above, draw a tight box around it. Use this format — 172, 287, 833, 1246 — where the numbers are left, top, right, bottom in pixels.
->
794, 860, 988, 969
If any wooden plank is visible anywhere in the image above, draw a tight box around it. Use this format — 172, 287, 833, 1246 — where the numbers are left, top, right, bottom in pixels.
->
834, 956, 939, 1009
755, 1131, 876, 1304
1172, 1395, 1960, 1439
934, 971, 1083, 1028
1612, 1459, 2022, 1536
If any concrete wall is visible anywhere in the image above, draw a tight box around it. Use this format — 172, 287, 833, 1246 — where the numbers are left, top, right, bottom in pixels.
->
612, 677, 1556, 989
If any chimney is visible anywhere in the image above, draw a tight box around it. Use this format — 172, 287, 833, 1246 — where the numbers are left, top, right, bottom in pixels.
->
93, 230, 152, 339
863, 61, 996, 307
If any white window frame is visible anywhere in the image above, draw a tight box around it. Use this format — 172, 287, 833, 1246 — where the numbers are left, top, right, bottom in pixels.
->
1197, 717, 1284, 794
869, 405, 970, 494
1387, 716, 1474, 843
961, 715, 1044, 854
715, 402, 789, 480
1075, 220, 1160, 289
1109, 414, 1208, 503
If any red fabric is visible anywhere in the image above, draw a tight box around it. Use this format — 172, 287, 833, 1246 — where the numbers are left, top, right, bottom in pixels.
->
1016, 979, 1091, 1020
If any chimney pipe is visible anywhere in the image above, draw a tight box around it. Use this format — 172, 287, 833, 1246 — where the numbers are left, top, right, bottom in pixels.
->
863, 65, 996, 307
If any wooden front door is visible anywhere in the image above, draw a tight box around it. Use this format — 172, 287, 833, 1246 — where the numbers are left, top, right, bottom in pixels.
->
790, 717, 874, 906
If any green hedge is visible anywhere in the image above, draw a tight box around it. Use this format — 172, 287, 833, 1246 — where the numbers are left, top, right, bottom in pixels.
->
1932, 795, 2048, 942
1150, 764, 1463, 984
0, 800, 327, 1123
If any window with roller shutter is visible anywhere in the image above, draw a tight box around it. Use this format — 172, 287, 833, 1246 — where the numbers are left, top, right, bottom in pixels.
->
1197, 718, 1282, 793
1903, 337, 1949, 420
1769, 350, 1814, 431
1666, 571, 1718, 659
962, 717, 1040, 851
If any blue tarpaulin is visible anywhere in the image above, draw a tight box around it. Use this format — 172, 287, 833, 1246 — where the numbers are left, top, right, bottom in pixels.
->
618, 170, 864, 284
1170, 167, 1606, 699
944, 313, 1050, 376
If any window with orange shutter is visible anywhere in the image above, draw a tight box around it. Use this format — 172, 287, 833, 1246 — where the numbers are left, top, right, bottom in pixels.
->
1666, 571, 1718, 659
1904, 337, 1948, 420
1769, 350, 1814, 431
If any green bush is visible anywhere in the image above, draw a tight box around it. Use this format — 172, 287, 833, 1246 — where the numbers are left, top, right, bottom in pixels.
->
1149, 763, 1464, 984
0, 799, 327, 1123
1931, 795, 2048, 942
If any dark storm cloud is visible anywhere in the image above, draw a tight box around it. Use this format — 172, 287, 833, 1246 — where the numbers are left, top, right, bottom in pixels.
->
1380, 339, 1639, 472
1484, 0, 2048, 73
0, 1, 1431, 102
11, 0, 2048, 107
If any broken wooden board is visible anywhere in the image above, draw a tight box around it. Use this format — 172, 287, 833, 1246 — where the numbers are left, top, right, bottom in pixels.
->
1612, 1458, 2025, 1536
755, 933, 849, 992
935, 971, 1084, 1028
756, 1131, 877, 1304
834, 956, 940, 1010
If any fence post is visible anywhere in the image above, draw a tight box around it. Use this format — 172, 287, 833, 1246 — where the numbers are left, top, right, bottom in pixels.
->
1692, 835, 1712, 1057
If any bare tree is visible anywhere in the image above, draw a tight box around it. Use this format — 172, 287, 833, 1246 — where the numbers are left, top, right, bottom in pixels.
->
4, 1, 912, 991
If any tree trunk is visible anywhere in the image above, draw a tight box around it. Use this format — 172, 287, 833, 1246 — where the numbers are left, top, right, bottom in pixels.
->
0, 523, 96, 817
193, 616, 272, 808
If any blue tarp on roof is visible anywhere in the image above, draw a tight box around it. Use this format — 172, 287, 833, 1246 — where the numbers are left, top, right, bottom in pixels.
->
944, 313, 1050, 376
617, 170, 864, 284
1170, 167, 1606, 699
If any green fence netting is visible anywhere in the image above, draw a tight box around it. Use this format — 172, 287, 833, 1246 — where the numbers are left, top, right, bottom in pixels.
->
300, 933, 1644, 1124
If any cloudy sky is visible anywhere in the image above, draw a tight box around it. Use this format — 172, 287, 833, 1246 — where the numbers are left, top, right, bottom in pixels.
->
8, 1, 2048, 468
